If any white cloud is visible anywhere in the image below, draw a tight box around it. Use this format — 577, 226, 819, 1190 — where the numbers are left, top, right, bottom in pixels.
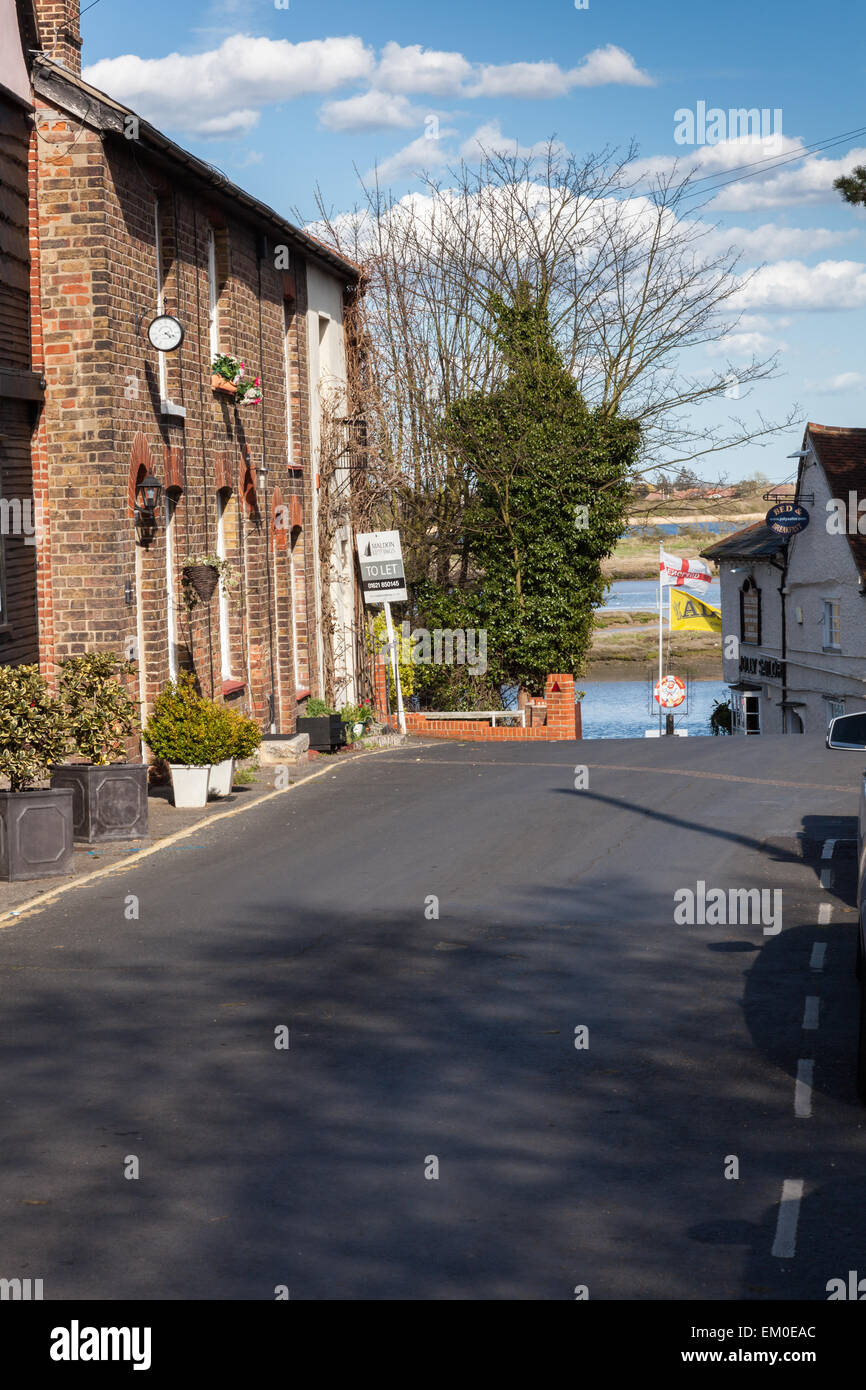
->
368, 131, 457, 184
732, 259, 866, 311
319, 90, 426, 132
374, 40, 652, 98
712, 146, 866, 211
374, 41, 473, 96
701, 221, 858, 262
192, 108, 259, 138
458, 121, 566, 162
805, 371, 866, 393
83, 34, 375, 135
705, 329, 785, 358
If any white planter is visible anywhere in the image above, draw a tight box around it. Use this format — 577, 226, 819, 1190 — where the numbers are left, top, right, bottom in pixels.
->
352, 722, 365, 738
169, 764, 211, 808
208, 758, 235, 799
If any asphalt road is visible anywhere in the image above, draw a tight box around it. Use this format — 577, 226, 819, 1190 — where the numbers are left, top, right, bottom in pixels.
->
1, 734, 864, 1300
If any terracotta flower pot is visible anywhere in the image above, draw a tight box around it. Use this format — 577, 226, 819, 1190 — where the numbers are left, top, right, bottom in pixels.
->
182, 563, 220, 602
211, 374, 237, 396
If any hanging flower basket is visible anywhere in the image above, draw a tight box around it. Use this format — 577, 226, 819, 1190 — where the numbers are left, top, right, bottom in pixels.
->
211, 374, 237, 396
182, 563, 220, 603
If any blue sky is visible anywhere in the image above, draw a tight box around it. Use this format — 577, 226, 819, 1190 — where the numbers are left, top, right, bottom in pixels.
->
78, 0, 866, 482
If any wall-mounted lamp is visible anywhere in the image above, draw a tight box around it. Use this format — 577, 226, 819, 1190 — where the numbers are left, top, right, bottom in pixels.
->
134, 471, 163, 519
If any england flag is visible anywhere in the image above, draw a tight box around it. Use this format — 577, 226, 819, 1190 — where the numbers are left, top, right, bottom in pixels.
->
659, 548, 713, 588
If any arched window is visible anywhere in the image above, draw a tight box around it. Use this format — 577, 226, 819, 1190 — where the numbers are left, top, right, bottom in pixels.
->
739, 577, 761, 646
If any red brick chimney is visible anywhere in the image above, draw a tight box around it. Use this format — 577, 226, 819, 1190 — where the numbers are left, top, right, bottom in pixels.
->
34, 0, 82, 75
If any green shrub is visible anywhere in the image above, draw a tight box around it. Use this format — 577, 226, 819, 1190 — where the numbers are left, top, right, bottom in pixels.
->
143, 674, 236, 765
227, 708, 262, 759
303, 697, 335, 717
57, 651, 139, 764
0, 664, 69, 791
339, 701, 374, 729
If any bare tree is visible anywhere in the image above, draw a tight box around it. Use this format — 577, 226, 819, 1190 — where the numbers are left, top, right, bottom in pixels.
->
307, 141, 797, 591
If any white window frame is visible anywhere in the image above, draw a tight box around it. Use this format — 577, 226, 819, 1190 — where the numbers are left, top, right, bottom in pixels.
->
282, 300, 294, 463
822, 598, 841, 651
207, 227, 220, 364
154, 199, 168, 401
732, 690, 761, 735
165, 494, 178, 681
216, 491, 234, 681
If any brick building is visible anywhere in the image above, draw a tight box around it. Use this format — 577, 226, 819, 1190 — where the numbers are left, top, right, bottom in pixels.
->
3, 0, 364, 732
0, 0, 43, 667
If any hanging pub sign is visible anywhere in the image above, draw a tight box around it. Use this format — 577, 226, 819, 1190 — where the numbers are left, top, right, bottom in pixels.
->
765, 502, 809, 536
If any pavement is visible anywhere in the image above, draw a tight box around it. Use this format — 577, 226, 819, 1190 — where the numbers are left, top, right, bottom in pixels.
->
0, 732, 863, 1299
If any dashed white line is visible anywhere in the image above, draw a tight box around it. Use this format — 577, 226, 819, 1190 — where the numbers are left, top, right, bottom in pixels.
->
802, 996, 821, 1030
795, 1060, 814, 1117
820, 868, 833, 890
772, 1179, 805, 1258
822, 839, 837, 861
818, 903, 833, 925
810, 943, 827, 971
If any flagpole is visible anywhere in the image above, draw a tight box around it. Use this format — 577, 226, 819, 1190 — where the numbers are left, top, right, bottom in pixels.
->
658, 542, 664, 735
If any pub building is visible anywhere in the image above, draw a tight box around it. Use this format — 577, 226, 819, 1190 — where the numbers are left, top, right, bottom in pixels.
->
703, 423, 866, 735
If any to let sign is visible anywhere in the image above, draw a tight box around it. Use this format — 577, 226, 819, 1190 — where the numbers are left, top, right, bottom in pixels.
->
356, 530, 407, 604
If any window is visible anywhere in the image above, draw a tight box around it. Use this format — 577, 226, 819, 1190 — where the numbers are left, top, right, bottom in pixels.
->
826, 697, 846, 726
822, 599, 841, 651
165, 494, 178, 681
282, 300, 294, 463
216, 490, 235, 680
207, 228, 220, 362
740, 578, 761, 645
732, 690, 761, 735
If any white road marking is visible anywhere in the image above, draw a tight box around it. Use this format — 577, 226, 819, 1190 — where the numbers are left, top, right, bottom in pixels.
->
822, 839, 837, 860
771, 1179, 805, 1259
795, 1060, 814, 1117
819, 902, 833, 924
802, 996, 820, 1030
820, 868, 832, 890
810, 943, 827, 971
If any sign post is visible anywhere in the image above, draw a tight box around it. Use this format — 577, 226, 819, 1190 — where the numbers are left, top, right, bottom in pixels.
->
357, 530, 408, 735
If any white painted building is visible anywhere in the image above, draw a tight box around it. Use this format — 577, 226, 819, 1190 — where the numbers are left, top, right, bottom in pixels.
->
306, 263, 357, 707
703, 423, 866, 735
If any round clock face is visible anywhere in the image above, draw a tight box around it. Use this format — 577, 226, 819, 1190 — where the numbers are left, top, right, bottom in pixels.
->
148, 314, 184, 352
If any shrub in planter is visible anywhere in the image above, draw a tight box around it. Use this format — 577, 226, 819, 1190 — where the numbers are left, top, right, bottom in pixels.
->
0, 664, 73, 880
50, 651, 146, 843
340, 701, 374, 739
209, 708, 263, 798
143, 675, 236, 808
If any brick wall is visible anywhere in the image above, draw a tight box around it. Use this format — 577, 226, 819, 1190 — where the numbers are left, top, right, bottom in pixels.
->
372, 659, 582, 740
32, 93, 343, 730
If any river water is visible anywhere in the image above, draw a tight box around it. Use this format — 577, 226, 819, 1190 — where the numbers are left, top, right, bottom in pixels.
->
600, 578, 722, 611
579, 678, 729, 739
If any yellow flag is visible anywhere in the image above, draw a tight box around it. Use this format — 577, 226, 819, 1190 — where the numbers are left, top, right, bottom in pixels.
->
669, 588, 722, 633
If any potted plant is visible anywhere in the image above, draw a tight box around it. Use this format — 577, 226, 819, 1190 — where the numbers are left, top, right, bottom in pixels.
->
181, 553, 238, 610
297, 697, 347, 752
208, 708, 262, 798
0, 664, 74, 881
50, 652, 146, 843
143, 674, 236, 808
211, 354, 262, 405
211, 352, 240, 396
340, 701, 374, 740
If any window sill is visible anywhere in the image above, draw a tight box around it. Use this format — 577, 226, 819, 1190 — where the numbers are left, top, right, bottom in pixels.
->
160, 398, 186, 419
222, 678, 245, 698
822, 646, 842, 654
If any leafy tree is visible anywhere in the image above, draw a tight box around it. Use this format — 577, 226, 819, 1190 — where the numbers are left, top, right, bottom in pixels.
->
442, 284, 639, 695
835, 166, 866, 207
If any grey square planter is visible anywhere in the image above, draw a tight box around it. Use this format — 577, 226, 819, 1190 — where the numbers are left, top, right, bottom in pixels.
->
50, 763, 149, 843
0, 789, 74, 881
